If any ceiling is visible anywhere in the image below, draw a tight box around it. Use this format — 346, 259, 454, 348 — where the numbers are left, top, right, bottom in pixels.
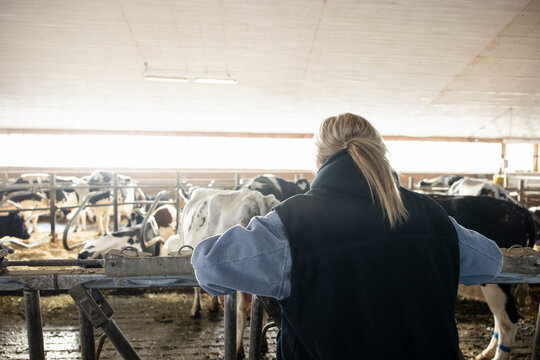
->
0, 0, 539, 140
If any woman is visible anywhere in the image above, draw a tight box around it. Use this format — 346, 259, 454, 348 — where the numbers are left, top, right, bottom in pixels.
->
191, 113, 502, 359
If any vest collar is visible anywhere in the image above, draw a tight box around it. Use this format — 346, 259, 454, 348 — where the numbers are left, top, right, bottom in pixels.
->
311, 149, 400, 197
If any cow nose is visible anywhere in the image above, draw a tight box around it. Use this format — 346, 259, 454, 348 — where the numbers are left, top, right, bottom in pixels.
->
78, 251, 89, 260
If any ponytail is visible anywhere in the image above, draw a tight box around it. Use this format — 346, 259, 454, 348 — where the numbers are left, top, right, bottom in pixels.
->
315, 113, 408, 228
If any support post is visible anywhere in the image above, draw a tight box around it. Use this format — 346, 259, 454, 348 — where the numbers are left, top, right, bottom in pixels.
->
517, 179, 525, 204
113, 173, 119, 232
78, 307, 96, 360
49, 173, 56, 241
24, 289, 45, 360
248, 295, 264, 360
408, 177, 414, 190
175, 172, 181, 232
224, 293, 237, 360
532, 299, 540, 360
534, 144, 539, 172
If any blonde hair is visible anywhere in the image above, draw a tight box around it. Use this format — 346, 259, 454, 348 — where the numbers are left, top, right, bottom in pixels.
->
315, 113, 409, 228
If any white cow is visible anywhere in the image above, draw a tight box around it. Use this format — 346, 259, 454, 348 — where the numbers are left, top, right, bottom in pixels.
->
162, 187, 279, 357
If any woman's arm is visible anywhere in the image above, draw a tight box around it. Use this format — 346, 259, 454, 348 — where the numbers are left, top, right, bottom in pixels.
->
191, 210, 292, 300
451, 216, 503, 286
192, 212, 504, 299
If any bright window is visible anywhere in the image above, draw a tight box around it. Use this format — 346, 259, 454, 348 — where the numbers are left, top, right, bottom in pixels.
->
0, 134, 534, 173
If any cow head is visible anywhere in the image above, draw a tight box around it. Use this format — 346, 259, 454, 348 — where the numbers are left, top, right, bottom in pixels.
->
4, 211, 30, 240
128, 208, 146, 227
78, 228, 140, 260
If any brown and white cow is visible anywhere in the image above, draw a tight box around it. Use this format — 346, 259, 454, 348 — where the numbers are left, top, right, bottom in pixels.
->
162, 187, 279, 357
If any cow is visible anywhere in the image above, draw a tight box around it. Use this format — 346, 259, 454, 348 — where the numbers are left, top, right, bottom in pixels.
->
77, 207, 165, 260
429, 194, 535, 360
151, 204, 177, 242
0, 211, 30, 240
162, 187, 279, 357
3, 174, 86, 233
87, 170, 143, 235
419, 175, 464, 188
237, 174, 310, 201
129, 205, 177, 243
448, 177, 517, 203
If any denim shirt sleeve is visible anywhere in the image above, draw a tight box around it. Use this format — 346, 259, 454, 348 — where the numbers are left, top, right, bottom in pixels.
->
451, 216, 503, 286
191, 210, 292, 300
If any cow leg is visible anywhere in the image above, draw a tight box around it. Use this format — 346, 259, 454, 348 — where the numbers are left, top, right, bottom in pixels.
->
103, 207, 111, 233
208, 295, 220, 313
236, 291, 251, 359
80, 210, 87, 231
95, 211, 104, 235
475, 316, 499, 360
30, 215, 39, 234
190, 288, 202, 318
478, 284, 518, 360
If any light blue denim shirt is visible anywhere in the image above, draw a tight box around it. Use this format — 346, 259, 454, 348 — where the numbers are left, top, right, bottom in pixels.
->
191, 210, 503, 300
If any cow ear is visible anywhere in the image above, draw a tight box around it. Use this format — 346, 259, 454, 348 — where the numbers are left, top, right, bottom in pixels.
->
296, 179, 309, 191
265, 194, 280, 210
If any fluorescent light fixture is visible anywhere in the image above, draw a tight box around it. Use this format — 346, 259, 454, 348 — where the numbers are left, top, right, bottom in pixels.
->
143, 75, 189, 83
195, 78, 237, 85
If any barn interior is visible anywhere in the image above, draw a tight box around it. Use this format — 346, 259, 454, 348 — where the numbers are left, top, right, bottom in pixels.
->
1, 1, 540, 359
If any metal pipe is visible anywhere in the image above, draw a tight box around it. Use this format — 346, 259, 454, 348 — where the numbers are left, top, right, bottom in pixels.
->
24, 289, 45, 360
49, 173, 56, 241
100, 320, 141, 360
4, 258, 104, 267
0, 190, 47, 208
248, 295, 264, 360
175, 172, 181, 233
140, 189, 170, 248
63, 190, 109, 251
262, 321, 276, 339
518, 179, 525, 204
113, 173, 119, 232
78, 307, 96, 360
224, 293, 237, 360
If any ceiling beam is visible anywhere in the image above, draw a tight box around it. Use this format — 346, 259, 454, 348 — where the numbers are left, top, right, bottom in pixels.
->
0, 128, 510, 143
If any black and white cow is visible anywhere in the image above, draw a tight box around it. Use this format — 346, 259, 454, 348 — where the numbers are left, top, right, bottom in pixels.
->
0, 211, 30, 240
77, 206, 169, 260
2, 173, 89, 233
87, 170, 142, 235
162, 187, 279, 357
448, 177, 517, 203
237, 174, 310, 201
429, 194, 535, 360
419, 175, 464, 188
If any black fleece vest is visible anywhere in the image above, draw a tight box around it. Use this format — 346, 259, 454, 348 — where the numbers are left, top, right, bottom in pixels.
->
274, 150, 460, 360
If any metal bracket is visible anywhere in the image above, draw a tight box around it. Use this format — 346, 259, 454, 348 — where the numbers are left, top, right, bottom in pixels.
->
69, 284, 114, 328
104, 249, 194, 277
69, 283, 141, 360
